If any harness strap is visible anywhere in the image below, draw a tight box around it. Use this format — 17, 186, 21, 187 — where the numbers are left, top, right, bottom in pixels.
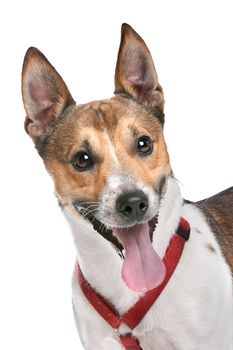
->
119, 334, 142, 350
77, 218, 190, 349
78, 265, 121, 329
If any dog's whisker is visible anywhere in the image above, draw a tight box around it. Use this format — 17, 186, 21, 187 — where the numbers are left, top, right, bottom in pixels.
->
77, 201, 100, 206
90, 215, 98, 226
82, 209, 98, 219
82, 208, 99, 220
99, 222, 108, 234
75, 202, 100, 211
79, 204, 99, 217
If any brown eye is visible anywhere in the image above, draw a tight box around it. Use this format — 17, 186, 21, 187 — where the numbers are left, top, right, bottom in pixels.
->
71, 151, 94, 171
136, 136, 153, 156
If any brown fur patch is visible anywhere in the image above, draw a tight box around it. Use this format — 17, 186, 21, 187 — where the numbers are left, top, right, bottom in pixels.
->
197, 187, 233, 273
44, 96, 171, 208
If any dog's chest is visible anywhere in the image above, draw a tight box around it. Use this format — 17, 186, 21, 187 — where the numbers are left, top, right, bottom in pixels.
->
71, 204, 232, 349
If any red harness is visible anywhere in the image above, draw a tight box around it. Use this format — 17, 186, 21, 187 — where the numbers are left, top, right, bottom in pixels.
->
77, 218, 190, 350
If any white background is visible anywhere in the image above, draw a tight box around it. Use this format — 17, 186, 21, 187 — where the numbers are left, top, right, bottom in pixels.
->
0, 1, 232, 349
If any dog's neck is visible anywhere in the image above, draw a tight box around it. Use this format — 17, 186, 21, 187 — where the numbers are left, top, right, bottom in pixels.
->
64, 177, 183, 314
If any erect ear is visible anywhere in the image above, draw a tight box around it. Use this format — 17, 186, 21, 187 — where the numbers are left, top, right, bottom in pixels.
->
22, 47, 75, 142
115, 24, 164, 112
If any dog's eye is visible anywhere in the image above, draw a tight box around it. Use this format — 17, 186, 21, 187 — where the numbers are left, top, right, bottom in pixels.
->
71, 151, 94, 171
136, 136, 153, 156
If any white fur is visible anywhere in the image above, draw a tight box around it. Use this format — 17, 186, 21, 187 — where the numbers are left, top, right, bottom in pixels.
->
98, 173, 160, 228
65, 177, 233, 349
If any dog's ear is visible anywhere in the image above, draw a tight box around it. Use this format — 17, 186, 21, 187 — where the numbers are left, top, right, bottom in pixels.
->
22, 47, 75, 142
115, 24, 164, 112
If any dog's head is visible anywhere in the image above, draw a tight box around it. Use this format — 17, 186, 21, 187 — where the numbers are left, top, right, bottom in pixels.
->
22, 24, 171, 292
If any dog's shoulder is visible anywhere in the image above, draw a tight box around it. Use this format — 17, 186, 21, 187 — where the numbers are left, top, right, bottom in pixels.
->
195, 187, 233, 273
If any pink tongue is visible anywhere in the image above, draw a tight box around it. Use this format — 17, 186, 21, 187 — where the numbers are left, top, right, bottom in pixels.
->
113, 223, 166, 292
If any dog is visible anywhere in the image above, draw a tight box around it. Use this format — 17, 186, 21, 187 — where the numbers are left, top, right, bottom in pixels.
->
22, 23, 233, 349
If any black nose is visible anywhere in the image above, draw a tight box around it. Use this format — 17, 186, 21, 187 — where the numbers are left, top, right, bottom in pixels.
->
116, 190, 149, 221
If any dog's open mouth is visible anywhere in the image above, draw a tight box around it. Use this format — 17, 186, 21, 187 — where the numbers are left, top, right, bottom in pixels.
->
85, 213, 166, 292
86, 213, 158, 255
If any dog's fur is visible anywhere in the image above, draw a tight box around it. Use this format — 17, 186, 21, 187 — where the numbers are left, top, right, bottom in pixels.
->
22, 24, 233, 349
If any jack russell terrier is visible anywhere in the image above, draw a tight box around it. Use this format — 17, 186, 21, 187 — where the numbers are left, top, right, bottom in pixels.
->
22, 23, 233, 349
